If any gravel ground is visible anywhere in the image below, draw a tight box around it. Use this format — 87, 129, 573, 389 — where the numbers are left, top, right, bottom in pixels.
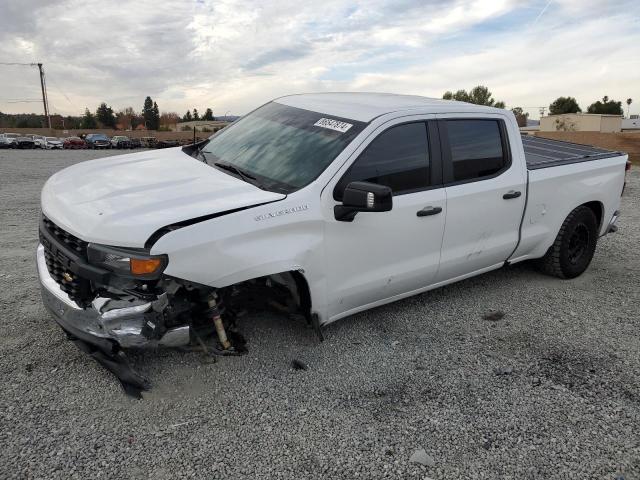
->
0, 149, 639, 480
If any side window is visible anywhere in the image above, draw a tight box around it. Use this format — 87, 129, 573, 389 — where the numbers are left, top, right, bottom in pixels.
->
445, 119, 507, 182
334, 122, 430, 200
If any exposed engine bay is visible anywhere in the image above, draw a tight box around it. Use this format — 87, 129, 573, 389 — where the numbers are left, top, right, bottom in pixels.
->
38, 215, 315, 398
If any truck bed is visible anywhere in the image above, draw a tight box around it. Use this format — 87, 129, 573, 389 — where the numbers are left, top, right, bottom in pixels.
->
522, 135, 623, 170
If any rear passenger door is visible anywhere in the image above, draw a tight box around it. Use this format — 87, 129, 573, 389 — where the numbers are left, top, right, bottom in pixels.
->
435, 115, 526, 282
324, 118, 446, 320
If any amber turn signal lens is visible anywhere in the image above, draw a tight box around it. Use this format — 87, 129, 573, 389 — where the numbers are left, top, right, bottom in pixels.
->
130, 257, 162, 275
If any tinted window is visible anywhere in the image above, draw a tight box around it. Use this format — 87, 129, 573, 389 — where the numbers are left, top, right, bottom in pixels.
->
445, 120, 506, 182
335, 122, 429, 199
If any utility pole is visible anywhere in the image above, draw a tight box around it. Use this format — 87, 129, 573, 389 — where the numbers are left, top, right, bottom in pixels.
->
0, 62, 52, 127
36, 63, 51, 129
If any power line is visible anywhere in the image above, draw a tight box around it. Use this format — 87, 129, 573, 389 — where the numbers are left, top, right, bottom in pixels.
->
46, 75, 76, 107
0, 61, 51, 127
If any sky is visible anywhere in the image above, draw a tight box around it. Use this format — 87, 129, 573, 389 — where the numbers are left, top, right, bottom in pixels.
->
0, 0, 638, 120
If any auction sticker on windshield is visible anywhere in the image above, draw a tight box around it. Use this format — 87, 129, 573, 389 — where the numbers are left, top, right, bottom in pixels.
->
314, 118, 353, 133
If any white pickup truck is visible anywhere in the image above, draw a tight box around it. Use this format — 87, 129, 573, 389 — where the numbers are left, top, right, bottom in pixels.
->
38, 93, 629, 387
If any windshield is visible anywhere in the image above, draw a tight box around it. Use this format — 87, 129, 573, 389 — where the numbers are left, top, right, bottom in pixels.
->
200, 102, 366, 193
90, 134, 108, 140
46, 137, 58, 141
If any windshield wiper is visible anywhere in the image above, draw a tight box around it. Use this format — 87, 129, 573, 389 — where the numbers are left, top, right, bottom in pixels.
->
213, 161, 267, 190
194, 148, 207, 161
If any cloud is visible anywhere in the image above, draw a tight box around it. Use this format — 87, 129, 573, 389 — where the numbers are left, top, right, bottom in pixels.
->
0, 0, 638, 119
243, 45, 311, 70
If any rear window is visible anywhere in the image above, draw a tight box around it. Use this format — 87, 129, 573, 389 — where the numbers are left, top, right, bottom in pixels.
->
445, 119, 507, 182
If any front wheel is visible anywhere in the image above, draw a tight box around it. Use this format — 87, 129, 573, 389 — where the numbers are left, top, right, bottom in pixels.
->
537, 206, 599, 279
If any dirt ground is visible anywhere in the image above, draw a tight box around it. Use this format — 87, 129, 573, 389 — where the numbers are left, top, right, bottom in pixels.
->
0, 149, 638, 479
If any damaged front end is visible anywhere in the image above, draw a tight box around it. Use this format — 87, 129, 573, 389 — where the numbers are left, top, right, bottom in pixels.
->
37, 215, 247, 396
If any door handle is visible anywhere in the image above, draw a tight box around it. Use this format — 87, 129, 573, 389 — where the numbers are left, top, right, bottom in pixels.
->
417, 206, 442, 217
503, 190, 522, 200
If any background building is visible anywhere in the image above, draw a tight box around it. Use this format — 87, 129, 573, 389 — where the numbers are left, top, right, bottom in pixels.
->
540, 113, 622, 132
622, 118, 640, 131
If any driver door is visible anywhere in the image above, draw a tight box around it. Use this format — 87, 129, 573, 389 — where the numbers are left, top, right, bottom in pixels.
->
322, 118, 446, 321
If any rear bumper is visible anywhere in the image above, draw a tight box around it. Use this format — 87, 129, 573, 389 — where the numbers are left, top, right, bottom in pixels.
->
37, 244, 190, 349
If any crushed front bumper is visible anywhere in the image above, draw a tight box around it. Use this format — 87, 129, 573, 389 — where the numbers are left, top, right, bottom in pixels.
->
37, 244, 190, 349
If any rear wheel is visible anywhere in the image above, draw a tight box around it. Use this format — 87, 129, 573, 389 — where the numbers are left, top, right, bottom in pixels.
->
538, 206, 599, 279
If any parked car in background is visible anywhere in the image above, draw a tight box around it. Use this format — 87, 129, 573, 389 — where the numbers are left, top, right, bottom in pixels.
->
63, 137, 87, 149
140, 136, 157, 148
156, 139, 180, 149
15, 135, 36, 149
44, 137, 63, 149
0, 134, 12, 148
111, 135, 131, 149
2, 133, 20, 148
85, 133, 112, 149
33, 135, 47, 148
128, 137, 141, 149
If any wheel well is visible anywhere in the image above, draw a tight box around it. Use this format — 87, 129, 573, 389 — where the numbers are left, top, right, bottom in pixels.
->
220, 270, 312, 320
290, 271, 312, 319
581, 201, 603, 231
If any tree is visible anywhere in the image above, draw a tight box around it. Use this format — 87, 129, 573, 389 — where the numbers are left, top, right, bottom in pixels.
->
587, 96, 623, 115
116, 107, 137, 130
63, 115, 81, 129
203, 108, 215, 121
96, 102, 116, 128
443, 89, 469, 102
152, 102, 160, 130
626, 98, 633, 117
160, 112, 180, 130
192, 108, 200, 121
142, 96, 154, 130
183, 110, 193, 122
549, 96, 581, 115
80, 108, 97, 129
442, 85, 504, 108
511, 107, 529, 128
141, 96, 160, 130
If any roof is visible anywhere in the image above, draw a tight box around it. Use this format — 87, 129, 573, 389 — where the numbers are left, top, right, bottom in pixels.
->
274, 92, 503, 122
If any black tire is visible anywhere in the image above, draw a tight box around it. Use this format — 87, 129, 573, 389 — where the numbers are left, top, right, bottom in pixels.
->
538, 206, 599, 279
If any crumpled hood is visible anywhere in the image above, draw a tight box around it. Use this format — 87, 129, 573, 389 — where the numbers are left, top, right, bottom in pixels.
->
41, 148, 286, 247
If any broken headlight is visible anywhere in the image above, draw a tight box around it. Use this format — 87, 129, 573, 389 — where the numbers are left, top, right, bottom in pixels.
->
87, 244, 168, 279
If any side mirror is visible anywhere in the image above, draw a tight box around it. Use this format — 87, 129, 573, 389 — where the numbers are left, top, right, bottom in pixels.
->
334, 181, 392, 222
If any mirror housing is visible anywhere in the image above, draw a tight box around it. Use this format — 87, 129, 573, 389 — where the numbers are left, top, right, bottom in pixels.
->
334, 181, 392, 222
